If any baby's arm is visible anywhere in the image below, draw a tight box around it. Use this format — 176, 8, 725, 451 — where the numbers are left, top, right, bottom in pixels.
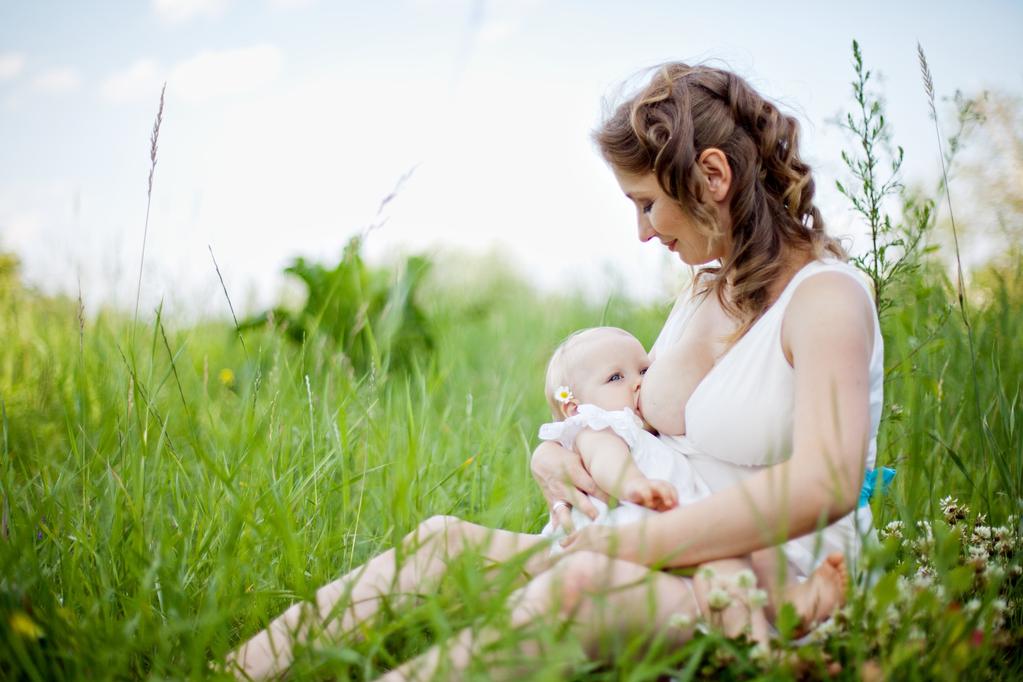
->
575, 428, 678, 512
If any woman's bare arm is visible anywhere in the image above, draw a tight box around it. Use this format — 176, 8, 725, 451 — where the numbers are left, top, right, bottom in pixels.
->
563, 273, 875, 565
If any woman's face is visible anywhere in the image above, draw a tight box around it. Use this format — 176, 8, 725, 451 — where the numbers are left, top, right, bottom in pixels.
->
611, 167, 726, 265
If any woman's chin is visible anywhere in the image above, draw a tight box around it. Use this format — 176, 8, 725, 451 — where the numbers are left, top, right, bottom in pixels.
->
677, 251, 719, 267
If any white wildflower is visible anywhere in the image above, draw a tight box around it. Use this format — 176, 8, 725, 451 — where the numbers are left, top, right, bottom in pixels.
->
749, 642, 772, 666
992, 598, 1008, 613
732, 569, 757, 589
940, 497, 967, 523
964, 599, 981, 613
912, 566, 935, 589
880, 520, 904, 540
984, 562, 1006, 583
554, 386, 574, 404
992, 526, 1014, 556
667, 612, 694, 629
972, 525, 992, 541
707, 588, 732, 611
747, 588, 769, 609
697, 565, 716, 581
968, 544, 990, 564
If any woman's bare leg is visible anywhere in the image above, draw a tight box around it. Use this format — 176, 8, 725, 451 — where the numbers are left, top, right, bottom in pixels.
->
226, 515, 553, 680
377, 550, 701, 681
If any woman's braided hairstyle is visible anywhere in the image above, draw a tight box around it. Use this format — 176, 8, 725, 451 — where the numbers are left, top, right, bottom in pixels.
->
594, 63, 845, 336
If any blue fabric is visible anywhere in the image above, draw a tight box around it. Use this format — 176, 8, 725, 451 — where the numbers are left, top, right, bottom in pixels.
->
859, 467, 896, 507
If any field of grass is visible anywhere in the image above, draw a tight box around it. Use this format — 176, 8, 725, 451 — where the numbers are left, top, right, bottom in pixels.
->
0, 239, 1020, 679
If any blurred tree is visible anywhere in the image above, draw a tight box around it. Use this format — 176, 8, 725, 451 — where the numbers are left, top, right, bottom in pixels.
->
242, 236, 433, 375
0, 252, 20, 299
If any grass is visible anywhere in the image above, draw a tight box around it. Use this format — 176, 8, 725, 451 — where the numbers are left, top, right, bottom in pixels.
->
0, 247, 1020, 679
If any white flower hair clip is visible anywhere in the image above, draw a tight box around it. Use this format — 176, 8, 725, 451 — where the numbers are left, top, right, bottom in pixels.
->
554, 386, 575, 404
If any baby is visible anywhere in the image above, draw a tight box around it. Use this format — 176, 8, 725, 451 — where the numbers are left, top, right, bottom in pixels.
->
538, 326, 847, 642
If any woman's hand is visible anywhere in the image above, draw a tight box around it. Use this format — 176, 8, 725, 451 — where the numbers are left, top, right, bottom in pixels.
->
531, 441, 609, 531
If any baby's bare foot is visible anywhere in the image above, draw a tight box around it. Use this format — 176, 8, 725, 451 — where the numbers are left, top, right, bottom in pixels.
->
784, 552, 847, 634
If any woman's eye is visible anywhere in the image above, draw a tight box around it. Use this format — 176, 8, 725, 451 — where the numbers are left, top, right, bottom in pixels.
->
642, 202, 654, 214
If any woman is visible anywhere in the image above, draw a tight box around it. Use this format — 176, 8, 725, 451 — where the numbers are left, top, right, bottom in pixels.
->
227, 62, 882, 680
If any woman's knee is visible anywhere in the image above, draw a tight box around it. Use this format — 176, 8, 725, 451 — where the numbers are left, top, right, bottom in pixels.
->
414, 515, 482, 550
547, 551, 613, 612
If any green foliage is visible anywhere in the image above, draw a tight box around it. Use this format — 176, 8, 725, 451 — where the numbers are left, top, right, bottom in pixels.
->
242, 235, 433, 375
0, 252, 21, 299
1, 245, 1021, 679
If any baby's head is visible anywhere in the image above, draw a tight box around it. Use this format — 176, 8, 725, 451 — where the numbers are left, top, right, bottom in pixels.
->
544, 326, 650, 420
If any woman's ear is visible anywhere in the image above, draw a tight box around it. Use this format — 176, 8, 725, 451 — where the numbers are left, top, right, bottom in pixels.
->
698, 148, 731, 203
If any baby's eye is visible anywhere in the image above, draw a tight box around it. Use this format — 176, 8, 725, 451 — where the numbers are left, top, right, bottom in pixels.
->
608, 372, 623, 382
640, 367, 649, 375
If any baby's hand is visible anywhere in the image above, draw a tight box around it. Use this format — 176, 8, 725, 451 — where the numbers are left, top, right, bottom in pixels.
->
623, 478, 678, 511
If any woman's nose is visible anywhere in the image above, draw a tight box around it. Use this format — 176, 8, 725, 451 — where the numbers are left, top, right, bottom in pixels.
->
636, 214, 655, 243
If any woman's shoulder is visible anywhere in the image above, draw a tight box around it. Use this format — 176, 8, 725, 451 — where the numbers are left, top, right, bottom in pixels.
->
786, 259, 875, 313
782, 260, 878, 356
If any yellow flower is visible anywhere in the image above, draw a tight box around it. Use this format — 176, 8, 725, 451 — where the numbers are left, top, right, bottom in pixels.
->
9, 611, 44, 640
554, 386, 574, 404
218, 368, 235, 386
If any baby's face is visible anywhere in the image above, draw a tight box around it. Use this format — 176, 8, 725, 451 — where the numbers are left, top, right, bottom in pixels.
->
566, 330, 650, 415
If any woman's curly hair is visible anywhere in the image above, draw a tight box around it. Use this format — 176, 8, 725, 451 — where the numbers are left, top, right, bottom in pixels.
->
594, 63, 845, 337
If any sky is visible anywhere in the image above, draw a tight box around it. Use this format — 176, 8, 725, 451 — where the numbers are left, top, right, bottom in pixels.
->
1, 0, 1021, 317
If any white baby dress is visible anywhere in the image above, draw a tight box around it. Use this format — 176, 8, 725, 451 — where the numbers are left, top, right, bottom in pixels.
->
538, 404, 710, 547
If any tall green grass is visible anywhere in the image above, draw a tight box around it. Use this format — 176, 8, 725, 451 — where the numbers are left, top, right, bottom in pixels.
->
1, 244, 1020, 679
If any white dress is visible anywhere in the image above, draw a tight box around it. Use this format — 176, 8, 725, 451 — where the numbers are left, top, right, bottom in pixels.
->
653, 259, 884, 578
538, 404, 710, 548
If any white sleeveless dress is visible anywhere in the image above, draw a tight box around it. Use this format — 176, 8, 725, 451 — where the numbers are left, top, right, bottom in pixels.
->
652, 259, 884, 578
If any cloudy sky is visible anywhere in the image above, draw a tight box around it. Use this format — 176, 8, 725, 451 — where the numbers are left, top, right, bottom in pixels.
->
1, 0, 1021, 316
